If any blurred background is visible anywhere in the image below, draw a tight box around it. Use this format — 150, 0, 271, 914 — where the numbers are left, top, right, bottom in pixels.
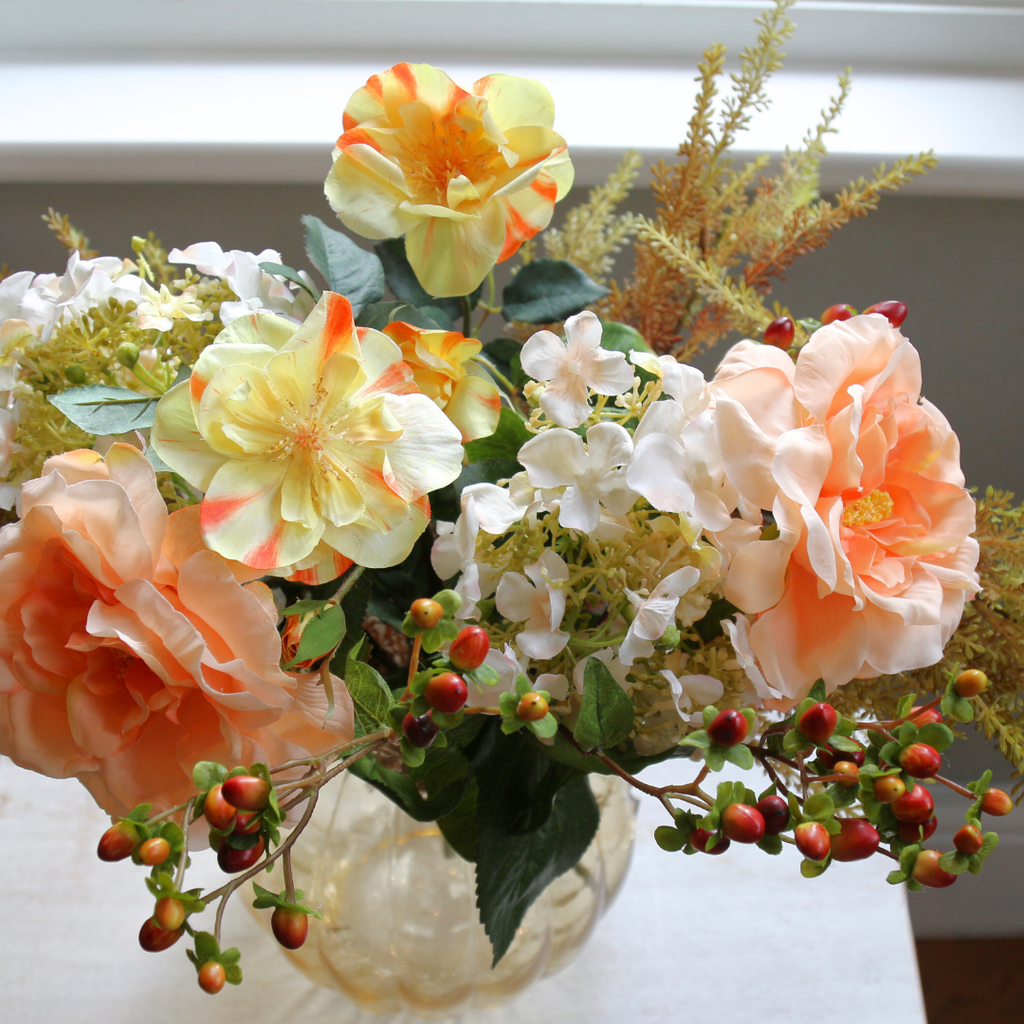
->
2, 0, 1023, 1002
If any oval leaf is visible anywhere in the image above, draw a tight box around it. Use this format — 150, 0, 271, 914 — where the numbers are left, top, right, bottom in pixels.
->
501, 259, 608, 324
48, 384, 159, 434
302, 215, 385, 317
573, 657, 634, 751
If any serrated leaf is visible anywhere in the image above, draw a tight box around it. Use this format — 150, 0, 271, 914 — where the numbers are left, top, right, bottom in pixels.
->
48, 385, 160, 435
191, 761, 227, 792
257, 261, 320, 300
574, 657, 634, 751
302, 215, 385, 317
345, 639, 395, 732
501, 259, 608, 324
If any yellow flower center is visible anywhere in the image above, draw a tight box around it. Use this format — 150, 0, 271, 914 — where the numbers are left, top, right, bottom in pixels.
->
404, 120, 496, 205
842, 489, 894, 527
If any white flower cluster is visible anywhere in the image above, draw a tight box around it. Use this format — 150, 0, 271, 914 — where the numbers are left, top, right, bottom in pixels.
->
431, 311, 753, 750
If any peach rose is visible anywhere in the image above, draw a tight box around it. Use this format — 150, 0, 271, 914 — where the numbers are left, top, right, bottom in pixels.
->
712, 314, 979, 700
0, 445, 353, 816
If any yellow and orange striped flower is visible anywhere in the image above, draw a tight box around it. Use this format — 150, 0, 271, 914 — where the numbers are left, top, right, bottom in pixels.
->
381, 321, 501, 442
325, 63, 574, 299
151, 293, 464, 578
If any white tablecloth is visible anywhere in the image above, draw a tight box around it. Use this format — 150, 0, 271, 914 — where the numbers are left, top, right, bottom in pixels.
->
0, 756, 927, 1024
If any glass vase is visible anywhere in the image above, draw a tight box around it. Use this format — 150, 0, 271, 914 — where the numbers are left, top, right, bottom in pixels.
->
258, 771, 637, 1019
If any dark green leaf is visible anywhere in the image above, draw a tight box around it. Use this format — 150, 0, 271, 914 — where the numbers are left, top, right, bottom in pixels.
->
573, 657, 635, 751
501, 259, 608, 324
356, 300, 443, 331
374, 238, 482, 328
463, 407, 531, 464
257, 261, 320, 300
437, 777, 479, 862
302, 215, 385, 316
476, 773, 599, 964
48, 385, 159, 434
757, 834, 783, 855
281, 599, 331, 616
693, 598, 740, 645
808, 680, 828, 703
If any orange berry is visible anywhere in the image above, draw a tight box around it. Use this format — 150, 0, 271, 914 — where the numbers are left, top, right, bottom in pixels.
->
981, 788, 1013, 817
955, 669, 988, 698
517, 693, 549, 721
410, 598, 443, 629
198, 961, 226, 994
833, 761, 860, 787
138, 836, 171, 866
154, 897, 185, 932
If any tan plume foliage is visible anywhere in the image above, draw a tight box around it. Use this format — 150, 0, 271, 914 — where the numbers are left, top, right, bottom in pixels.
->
582, 0, 936, 357
42, 209, 99, 260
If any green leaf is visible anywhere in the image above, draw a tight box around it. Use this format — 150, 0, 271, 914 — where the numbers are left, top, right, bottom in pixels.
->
917, 722, 955, 753
301, 215, 385, 316
705, 745, 726, 772
475, 772, 599, 965
895, 721, 919, 745
803, 793, 834, 821
48, 384, 160, 435
807, 680, 827, 703
191, 761, 227, 793
373, 238, 482, 327
573, 657, 635, 751
356, 300, 443, 331
466, 663, 500, 689
654, 825, 687, 852
344, 639, 394, 732
682, 729, 710, 750
528, 713, 559, 739
257, 261, 320, 300
828, 734, 863, 754
464, 406, 532, 464
693, 598, 740, 645
800, 857, 831, 878
437, 777, 480, 862
193, 931, 220, 964
896, 693, 917, 720
501, 259, 608, 324
146, 445, 171, 472
724, 743, 754, 770
283, 604, 346, 668
783, 728, 807, 753
887, 868, 909, 884
757, 834, 783, 855
939, 851, 971, 875
598, 320, 652, 357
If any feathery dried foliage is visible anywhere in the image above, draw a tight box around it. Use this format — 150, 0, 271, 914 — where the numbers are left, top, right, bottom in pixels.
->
831, 489, 1024, 797
43, 209, 99, 259
542, 151, 645, 285
596, 0, 935, 358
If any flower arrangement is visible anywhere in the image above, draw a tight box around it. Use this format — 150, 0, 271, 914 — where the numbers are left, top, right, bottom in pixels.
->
1, 0, 1022, 997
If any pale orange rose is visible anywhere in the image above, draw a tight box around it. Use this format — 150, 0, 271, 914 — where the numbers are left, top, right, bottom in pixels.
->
712, 315, 979, 701
0, 445, 353, 816
381, 321, 501, 442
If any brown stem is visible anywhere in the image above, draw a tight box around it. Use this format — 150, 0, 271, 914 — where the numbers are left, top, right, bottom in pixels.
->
933, 774, 976, 800
283, 848, 296, 905
402, 634, 423, 697
751, 748, 795, 799
868, 694, 943, 731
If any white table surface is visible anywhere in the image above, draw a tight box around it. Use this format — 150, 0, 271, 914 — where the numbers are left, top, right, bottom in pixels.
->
0, 756, 927, 1024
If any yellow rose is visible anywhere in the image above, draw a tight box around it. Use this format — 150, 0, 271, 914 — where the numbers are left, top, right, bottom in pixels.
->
325, 63, 573, 299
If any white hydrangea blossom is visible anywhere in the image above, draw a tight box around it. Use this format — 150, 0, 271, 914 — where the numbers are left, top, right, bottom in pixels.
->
619, 566, 701, 666
136, 282, 213, 332
495, 549, 570, 659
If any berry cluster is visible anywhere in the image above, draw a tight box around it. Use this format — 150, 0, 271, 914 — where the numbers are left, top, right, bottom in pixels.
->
655, 669, 1011, 891
763, 300, 909, 353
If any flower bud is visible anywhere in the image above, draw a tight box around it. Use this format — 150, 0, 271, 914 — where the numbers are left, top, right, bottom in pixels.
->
115, 342, 140, 368
64, 365, 87, 384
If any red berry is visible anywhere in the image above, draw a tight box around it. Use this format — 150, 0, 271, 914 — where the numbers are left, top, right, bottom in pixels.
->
722, 804, 766, 844
955, 669, 988, 698
833, 761, 860, 787
794, 821, 830, 861
799, 703, 838, 744
862, 300, 908, 328
154, 897, 185, 932
893, 784, 935, 823
217, 835, 265, 874
764, 316, 795, 350
271, 907, 309, 950
912, 849, 957, 889
221, 775, 271, 812
689, 828, 730, 855
139, 917, 183, 952
424, 671, 469, 714
909, 705, 943, 727
756, 795, 790, 835
898, 814, 938, 844
954, 824, 984, 856
233, 811, 262, 836
899, 743, 942, 779
138, 836, 171, 866
874, 775, 906, 804
204, 784, 237, 831
410, 598, 443, 629
517, 692, 549, 721
707, 709, 748, 748
97, 822, 138, 862
981, 788, 1013, 816
821, 304, 856, 325
198, 961, 226, 994
402, 711, 439, 748
448, 626, 490, 671
831, 819, 880, 862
